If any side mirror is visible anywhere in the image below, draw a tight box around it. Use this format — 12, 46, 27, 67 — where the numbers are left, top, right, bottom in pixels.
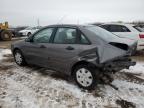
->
25, 37, 32, 42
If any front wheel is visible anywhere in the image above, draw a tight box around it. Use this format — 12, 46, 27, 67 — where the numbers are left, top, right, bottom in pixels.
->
27, 32, 31, 37
0, 30, 12, 41
14, 50, 26, 66
73, 65, 97, 90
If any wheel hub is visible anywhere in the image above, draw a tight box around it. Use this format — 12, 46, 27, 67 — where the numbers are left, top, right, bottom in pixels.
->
15, 52, 22, 64
4, 33, 9, 38
76, 68, 93, 87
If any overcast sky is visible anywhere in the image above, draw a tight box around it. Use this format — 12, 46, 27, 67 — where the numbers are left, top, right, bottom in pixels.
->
0, 0, 144, 26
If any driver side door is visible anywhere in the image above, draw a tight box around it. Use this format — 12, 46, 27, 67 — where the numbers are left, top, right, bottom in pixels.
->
23, 27, 55, 67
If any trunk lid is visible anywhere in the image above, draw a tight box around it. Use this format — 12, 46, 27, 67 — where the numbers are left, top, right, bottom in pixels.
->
97, 38, 137, 63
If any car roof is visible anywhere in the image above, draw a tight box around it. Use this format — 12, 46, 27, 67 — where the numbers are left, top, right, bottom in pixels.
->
100, 23, 142, 32
101, 23, 135, 27
44, 24, 94, 28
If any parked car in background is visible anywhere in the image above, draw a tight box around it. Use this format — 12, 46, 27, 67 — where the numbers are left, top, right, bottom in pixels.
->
136, 24, 144, 29
135, 25, 144, 31
99, 23, 144, 50
19, 26, 41, 36
9, 26, 28, 37
11, 24, 136, 90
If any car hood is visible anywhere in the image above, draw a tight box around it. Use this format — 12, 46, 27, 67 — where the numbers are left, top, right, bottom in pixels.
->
19, 30, 30, 33
12, 40, 25, 46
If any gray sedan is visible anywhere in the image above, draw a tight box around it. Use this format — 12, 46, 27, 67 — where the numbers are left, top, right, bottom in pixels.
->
11, 24, 136, 90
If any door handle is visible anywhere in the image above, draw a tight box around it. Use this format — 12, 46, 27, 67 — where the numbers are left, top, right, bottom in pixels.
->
40, 45, 46, 48
66, 46, 74, 50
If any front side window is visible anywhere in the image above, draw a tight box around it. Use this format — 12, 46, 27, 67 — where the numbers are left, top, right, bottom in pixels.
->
54, 28, 77, 44
33, 28, 54, 43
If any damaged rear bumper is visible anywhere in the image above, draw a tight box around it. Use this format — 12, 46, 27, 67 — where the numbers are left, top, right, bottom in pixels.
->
100, 57, 136, 73
96, 57, 136, 90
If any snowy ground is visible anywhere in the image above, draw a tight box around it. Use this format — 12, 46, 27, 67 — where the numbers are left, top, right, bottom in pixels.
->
0, 49, 144, 108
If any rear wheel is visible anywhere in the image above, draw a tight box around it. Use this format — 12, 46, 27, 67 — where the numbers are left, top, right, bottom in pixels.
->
0, 30, 12, 41
73, 64, 97, 90
27, 32, 31, 37
14, 50, 26, 66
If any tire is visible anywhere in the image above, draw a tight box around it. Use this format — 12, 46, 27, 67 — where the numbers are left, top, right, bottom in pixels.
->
0, 30, 12, 41
73, 64, 97, 90
14, 50, 26, 66
27, 32, 31, 37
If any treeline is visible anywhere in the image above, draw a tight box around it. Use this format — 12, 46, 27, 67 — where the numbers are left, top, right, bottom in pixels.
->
131, 21, 144, 25
92, 21, 144, 26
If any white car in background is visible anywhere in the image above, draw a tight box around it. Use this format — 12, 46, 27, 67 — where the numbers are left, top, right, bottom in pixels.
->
99, 23, 144, 50
137, 24, 144, 29
19, 27, 40, 36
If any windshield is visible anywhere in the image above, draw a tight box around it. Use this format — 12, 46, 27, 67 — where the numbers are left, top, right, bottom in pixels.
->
133, 26, 144, 32
25, 27, 32, 30
86, 26, 120, 41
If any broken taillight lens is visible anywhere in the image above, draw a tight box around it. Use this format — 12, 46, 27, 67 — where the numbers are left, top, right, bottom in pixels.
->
139, 34, 144, 38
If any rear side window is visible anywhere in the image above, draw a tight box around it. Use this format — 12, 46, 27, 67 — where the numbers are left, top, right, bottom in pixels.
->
54, 28, 77, 44
100, 25, 110, 31
133, 26, 144, 32
109, 25, 131, 32
87, 26, 120, 42
79, 33, 90, 44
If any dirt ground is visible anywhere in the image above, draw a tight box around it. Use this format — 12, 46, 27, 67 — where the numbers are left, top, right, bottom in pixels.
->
0, 39, 144, 108
0, 37, 26, 49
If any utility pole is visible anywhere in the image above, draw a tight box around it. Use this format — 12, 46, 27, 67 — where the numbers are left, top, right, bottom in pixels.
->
37, 19, 40, 27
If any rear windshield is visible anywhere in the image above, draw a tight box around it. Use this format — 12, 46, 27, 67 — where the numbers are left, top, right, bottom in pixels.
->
86, 26, 119, 41
133, 26, 144, 32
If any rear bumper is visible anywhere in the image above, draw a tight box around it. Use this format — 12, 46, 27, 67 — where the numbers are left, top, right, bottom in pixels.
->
101, 57, 136, 73
137, 41, 144, 50
137, 44, 144, 50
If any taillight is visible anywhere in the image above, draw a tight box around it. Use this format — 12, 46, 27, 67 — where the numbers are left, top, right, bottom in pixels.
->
139, 34, 144, 38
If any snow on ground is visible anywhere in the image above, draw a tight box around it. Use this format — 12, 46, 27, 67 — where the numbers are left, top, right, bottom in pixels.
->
122, 62, 144, 75
0, 49, 144, 108
0, 49, 11, 61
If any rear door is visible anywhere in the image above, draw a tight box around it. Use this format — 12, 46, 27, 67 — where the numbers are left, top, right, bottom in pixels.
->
46, 28, 80, 71
46, 27, 82, 73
